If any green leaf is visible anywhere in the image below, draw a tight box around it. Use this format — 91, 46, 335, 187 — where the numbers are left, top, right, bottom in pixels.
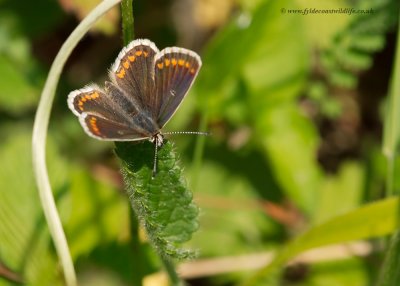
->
328, 69, 357, 88
197, 0, 310, 116
0, 13, 44, 114
0, 129, 64, 285
195, 0, 322, 215
300, 258, 370, 286
314, 161, 364, 224
65, 168, 129, 260
319, 0, 398, 89
256, 103, 322, 215
349, 34, 385, 52
296, 0, 352, 48
287, 197, 397, 259
246, 197, 398, 284
187, 160, 280, 257
0, 55, 38, 114
336, 48, 373, 70
320, 97, 342, 119
377, 230, 400, 286
115, 141, 199, 260
0, 125, 130, 284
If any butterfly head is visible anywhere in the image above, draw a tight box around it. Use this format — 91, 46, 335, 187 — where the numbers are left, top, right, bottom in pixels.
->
150, 132, 164, 148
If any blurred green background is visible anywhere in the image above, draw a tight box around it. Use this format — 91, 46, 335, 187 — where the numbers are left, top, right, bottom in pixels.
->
0, 0, 399, 285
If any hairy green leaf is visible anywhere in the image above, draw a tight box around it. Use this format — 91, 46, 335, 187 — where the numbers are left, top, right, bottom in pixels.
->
115, 141, 199, 260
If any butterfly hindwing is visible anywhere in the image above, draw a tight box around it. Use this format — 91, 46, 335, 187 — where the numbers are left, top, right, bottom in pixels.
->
68, 83, 159, 141
154, 47, 201, 127
68, 85, 116, 117
79, 113, 150, 141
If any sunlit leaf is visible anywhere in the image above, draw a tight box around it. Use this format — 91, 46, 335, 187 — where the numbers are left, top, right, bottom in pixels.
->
256, 103, 322, 214
247, 197, 398, 283
65, 168, 129, 259
0, 129, 64, 285
0, 55, 38, 114
315, 162, 364, 224
195, 0, 322, 215
115, 141, 199, 260
187, 160, 280, 257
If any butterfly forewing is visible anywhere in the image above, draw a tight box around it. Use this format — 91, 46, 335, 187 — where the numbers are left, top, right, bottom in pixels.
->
154, 48, 202, 127
68, 84, 158, 140
111, 39, 159, 116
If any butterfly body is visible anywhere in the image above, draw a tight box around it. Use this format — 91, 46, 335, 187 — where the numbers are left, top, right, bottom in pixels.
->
68, 39, 201, 143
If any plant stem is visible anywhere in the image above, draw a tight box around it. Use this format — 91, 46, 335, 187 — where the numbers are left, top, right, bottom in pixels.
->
160, 256, 183, 286
120, 2, 184, 284
376, 7, 400, 286
120, 1, 145, 285
31, 1, 121, 285
382, 7, 400, 197
129, 206, 146, 285
121, 0, 134, 45
191, 111, 209, 191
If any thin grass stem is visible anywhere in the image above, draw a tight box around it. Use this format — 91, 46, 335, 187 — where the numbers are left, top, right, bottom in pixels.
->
382, 9, 400, 197
191, 112, 209, 192
376, 7, 400, 286
122, 0, 134, 45
160, 256, 184, 286
31, 1, 121, 285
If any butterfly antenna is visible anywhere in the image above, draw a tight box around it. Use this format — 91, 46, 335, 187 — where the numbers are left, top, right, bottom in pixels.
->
152, 141, 159, 178
163, 131, 211, 136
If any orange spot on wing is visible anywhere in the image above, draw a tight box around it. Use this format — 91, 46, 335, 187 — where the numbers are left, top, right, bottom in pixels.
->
117, 68, 126, 78
171, 58, 177, 66
190, 68, 196, 74
123, 60, 130, 69
178, 59, 185, 66
89, 117, 101, 135
185, 62, 190, 68
157, 62, 164, 69
165, 59, 170, 67
128, 55, 135, 62
143, 51, 149, 57
81, 97, 87, 102
135, 50, 143, 56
